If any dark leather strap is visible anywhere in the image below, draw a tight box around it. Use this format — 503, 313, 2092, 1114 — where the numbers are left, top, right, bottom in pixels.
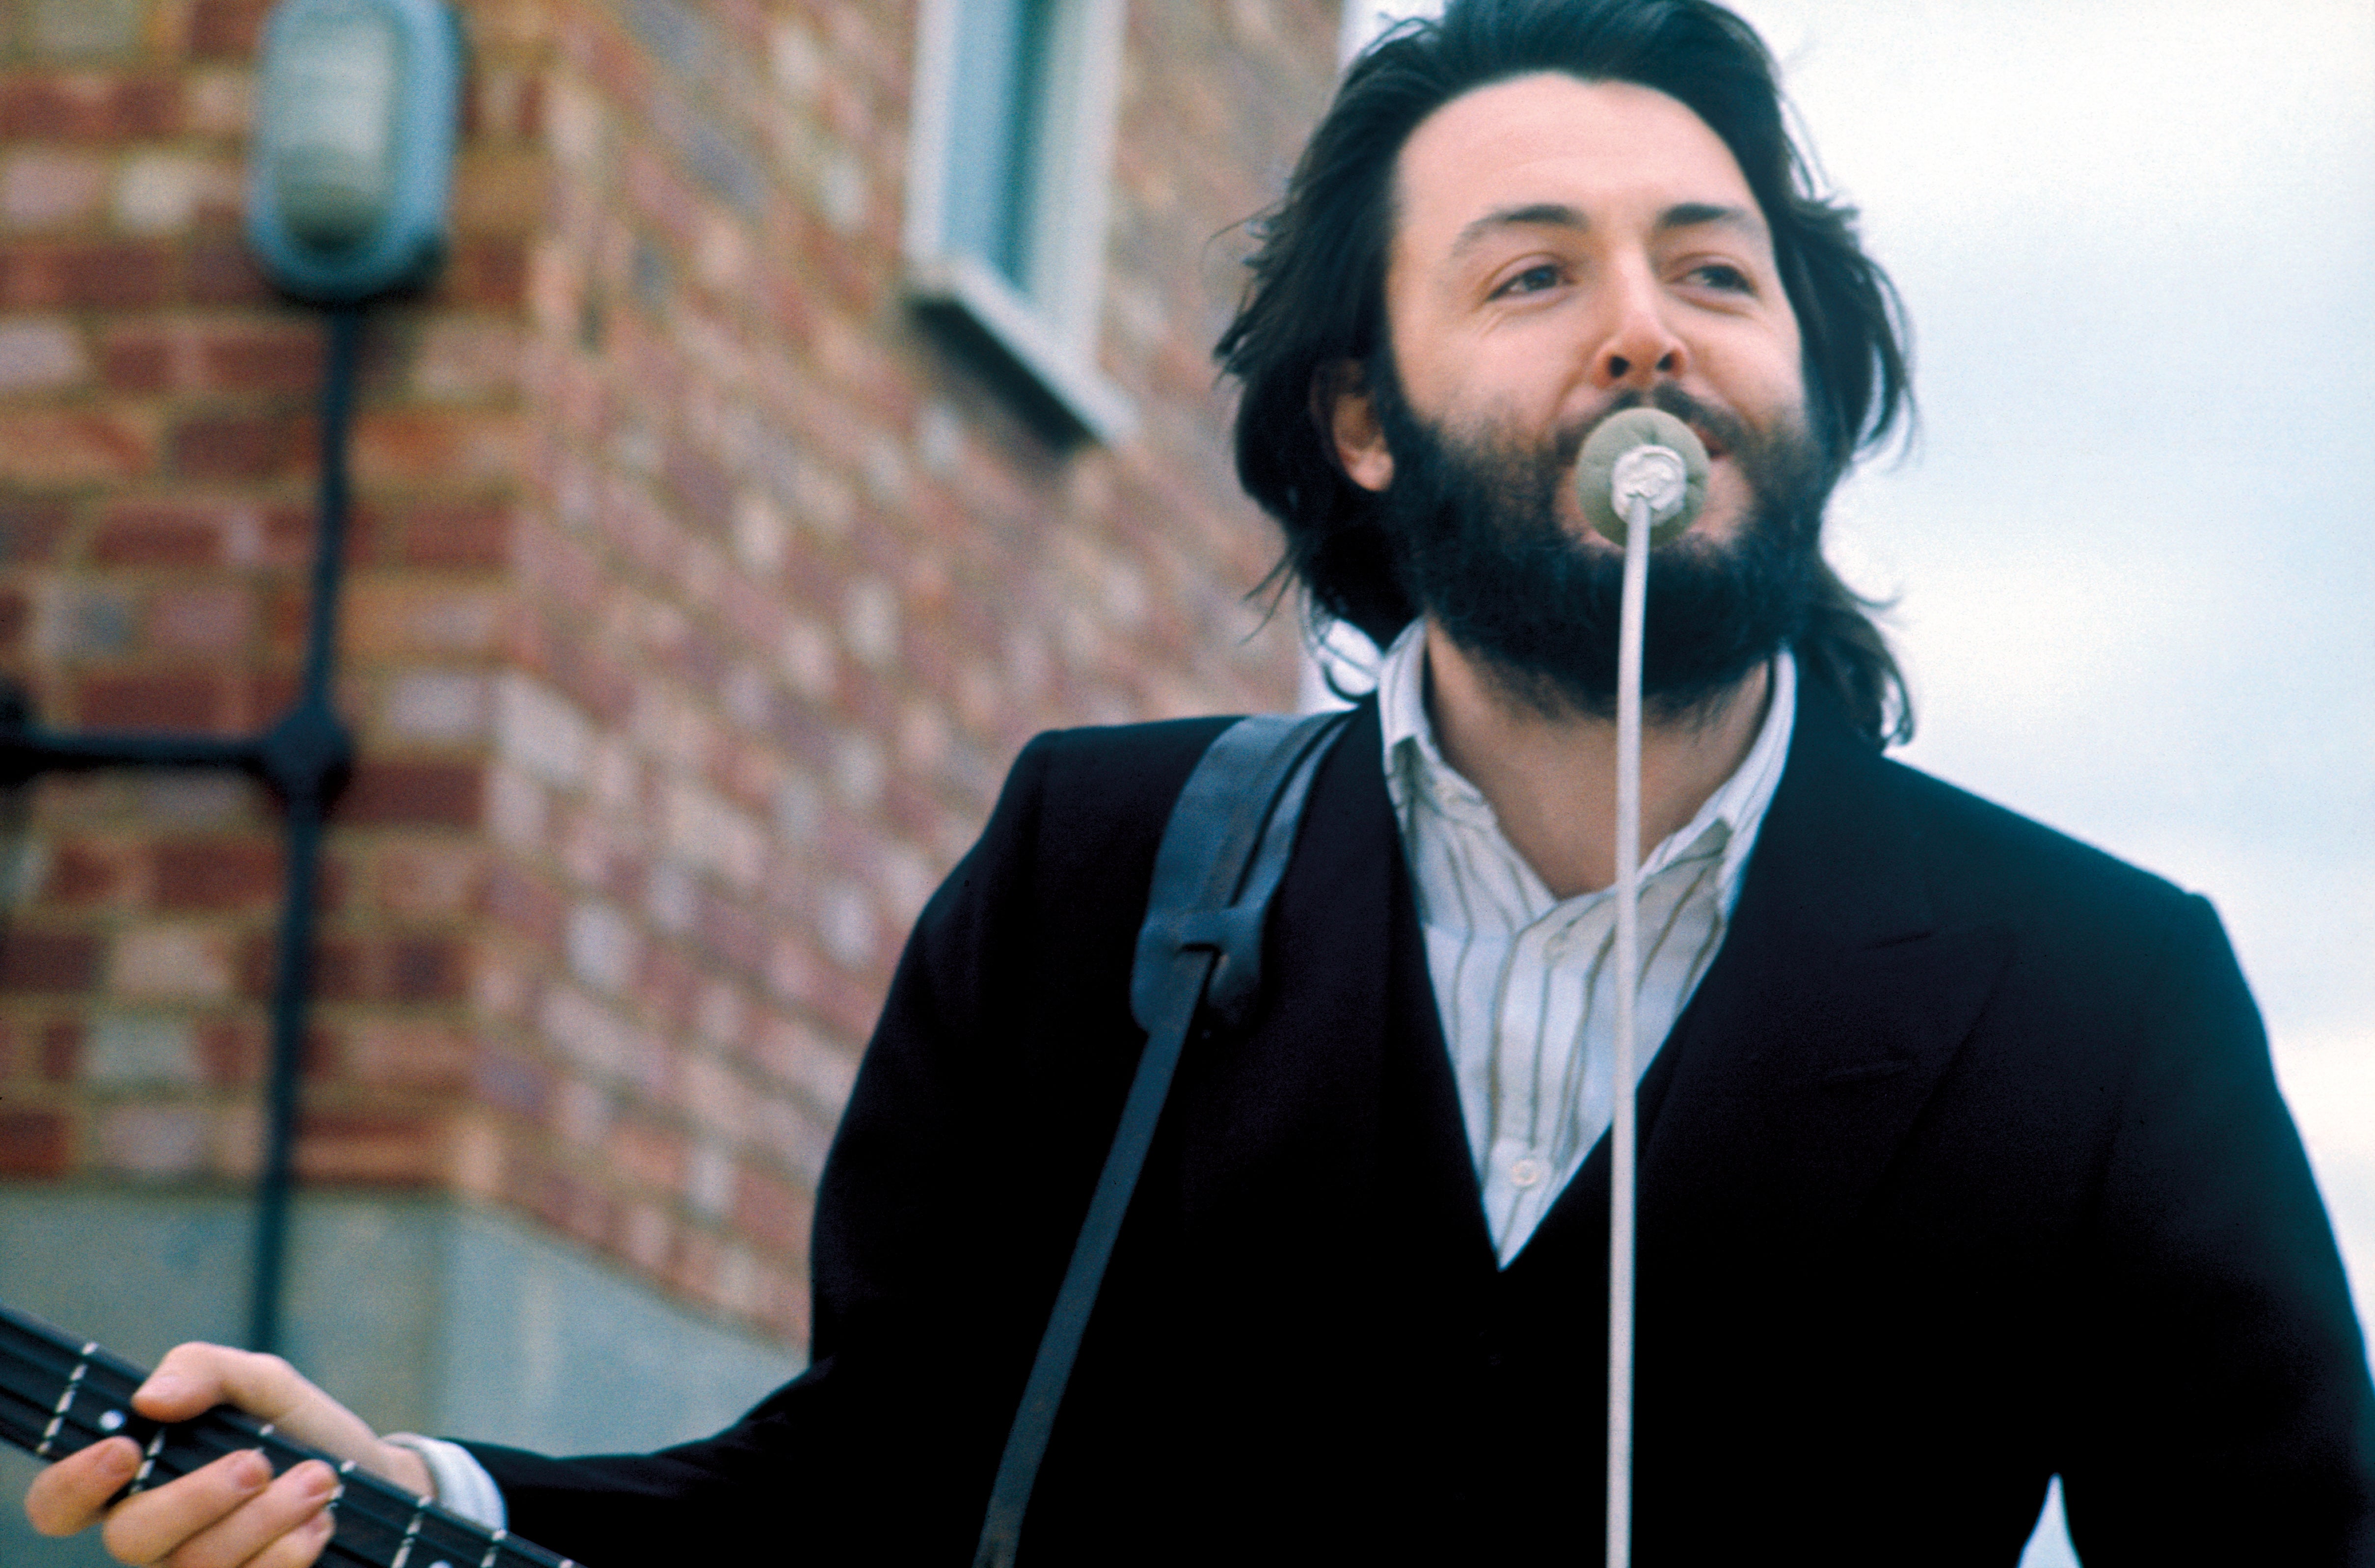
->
972, 708, 1353, 1568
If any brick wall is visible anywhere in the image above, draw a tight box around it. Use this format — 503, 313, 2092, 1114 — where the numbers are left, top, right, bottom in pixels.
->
0, 0, 1336, 1351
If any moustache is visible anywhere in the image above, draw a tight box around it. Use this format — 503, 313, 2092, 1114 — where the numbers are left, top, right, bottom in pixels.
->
1557, 385, 1752, 471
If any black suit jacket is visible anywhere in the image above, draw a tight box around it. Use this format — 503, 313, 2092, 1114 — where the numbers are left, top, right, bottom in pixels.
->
471, 687, 2375, 1565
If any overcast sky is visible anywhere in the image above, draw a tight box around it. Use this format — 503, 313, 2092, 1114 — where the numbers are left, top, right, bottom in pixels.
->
1328, 4, 2375, 1549
1721, 0, 2375, 1285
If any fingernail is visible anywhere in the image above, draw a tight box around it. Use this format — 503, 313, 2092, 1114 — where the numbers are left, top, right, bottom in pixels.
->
99, 1439, 139, 1475
138, 1372, 192, 1406
233, 1449, 272, 1489
296, 1460, 337, 1497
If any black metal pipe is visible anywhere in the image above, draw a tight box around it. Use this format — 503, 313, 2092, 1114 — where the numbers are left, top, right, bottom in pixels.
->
246, 302, 363, 1356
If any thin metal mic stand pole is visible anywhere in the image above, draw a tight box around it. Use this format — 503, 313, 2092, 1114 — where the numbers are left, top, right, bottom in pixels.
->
1607, 492, 1650, 1568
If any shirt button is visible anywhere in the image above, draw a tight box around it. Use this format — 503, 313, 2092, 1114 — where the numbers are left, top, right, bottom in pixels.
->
1509, 1157, 1546, 1189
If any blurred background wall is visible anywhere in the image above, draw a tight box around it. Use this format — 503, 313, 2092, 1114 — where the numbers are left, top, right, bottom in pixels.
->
0, 8, 1332, 1559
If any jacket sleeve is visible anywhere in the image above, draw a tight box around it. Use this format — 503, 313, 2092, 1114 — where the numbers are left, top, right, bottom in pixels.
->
460, 720, 1225, 1564
2059, 893, 2375, 1565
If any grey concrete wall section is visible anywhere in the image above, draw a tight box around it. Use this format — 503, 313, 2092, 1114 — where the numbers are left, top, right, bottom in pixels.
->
0, 1188, 803, 1566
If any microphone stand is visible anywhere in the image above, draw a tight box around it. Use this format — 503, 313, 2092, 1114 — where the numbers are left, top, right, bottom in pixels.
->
1607, 490, 1649, 1568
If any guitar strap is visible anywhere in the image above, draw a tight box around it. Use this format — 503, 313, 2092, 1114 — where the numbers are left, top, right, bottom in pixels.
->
970, 707, 1354, 1568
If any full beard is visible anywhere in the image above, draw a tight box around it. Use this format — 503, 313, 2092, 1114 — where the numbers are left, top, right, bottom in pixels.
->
1373, 376, 1832, 724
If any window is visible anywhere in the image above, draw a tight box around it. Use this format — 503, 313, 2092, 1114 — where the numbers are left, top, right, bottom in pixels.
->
906, 0, 1132, 444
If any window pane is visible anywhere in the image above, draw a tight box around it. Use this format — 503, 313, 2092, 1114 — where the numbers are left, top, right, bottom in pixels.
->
941, 0, 1056, 296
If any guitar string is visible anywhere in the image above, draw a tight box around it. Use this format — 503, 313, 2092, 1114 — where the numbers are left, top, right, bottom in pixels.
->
1, 1317, 570, 1568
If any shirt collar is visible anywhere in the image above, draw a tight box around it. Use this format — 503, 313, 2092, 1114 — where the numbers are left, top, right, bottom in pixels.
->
1376, 620, 1796, 910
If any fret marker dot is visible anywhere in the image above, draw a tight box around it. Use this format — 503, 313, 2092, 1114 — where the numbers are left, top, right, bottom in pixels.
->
98, 1410, 126, 1432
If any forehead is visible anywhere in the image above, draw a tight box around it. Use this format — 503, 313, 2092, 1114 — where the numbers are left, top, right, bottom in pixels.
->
1389, 72, 1763, 264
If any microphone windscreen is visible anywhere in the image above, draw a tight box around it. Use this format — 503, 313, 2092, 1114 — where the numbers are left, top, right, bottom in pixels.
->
1576, 407, 1709, 546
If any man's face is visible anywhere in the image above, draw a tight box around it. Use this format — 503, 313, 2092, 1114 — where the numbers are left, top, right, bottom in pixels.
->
1333, 72, 1809, 538
1327, 72, 1829, 714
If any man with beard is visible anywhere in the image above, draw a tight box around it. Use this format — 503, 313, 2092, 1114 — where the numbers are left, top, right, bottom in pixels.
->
27, 0, 2375, 1564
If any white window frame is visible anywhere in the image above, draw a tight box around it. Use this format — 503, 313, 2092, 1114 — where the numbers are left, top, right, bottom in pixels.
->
905, 0, 1134, 444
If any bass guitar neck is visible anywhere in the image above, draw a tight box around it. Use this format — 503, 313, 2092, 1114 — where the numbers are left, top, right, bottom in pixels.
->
0, 1298, 575, 1568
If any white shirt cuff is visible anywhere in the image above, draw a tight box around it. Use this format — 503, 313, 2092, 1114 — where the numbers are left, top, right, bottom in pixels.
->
382, 1434, 507, 1531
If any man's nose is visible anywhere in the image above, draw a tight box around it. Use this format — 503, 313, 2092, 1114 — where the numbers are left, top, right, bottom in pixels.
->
1590, 270, 1686, 390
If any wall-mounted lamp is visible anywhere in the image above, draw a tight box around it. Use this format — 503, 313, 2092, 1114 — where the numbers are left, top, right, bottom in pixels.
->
245, 0, 464, 303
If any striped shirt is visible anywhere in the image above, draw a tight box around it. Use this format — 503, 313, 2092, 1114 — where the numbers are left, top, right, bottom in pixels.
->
1376, 624, 1797, 1265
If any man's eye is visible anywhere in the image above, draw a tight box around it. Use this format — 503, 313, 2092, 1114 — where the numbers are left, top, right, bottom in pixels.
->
1686, 262, 1753, 292
1493, 263, 1563, 297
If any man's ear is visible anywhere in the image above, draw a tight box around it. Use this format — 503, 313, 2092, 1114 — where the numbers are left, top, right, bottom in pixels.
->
1317, 359, 1394, 492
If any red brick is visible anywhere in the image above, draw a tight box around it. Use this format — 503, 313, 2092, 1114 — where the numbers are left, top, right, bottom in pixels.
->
149, 584, 253, 652
375, 844, 486, 919
197, 1018, 261, 1085
0, 1109, 70, 1176
517, 1155, 620, 1250
199, 321, 325, 395
610, 1115, 683, 1191
0, 75, 184, 141
0, 240, 177, 309
0, 409, 155, 485
347, 1020, 473, 1092
294, 1108, 443, 1184
352, 409, 517, 487
243, 668, 301, 726
400, 499, 513, 568
153, 836, 284, 910
77, 670, 227, 730
189, 232, 275, 305
474, 1049, 548, 1117
40, 1021, 80, 1082
100, 324, 177, 393
170, 411, 305, 483
387, 934, 465, 1001
446, 235, 529, 308
486, 861, 564, 947
40, 839, 133, 906
0, 931, 100, 992
337, 759, 483, 827
0, 496, 71, 563
297, 934, 362, 1001
664, 442, 734, 535
733, 1166, 812, 1257
188, 0, 272, 58
91, 500, 227, 567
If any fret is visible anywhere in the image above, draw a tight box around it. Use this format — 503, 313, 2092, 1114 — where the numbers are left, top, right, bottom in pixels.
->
1, 1298, 583, 1568
130, 1425, 167, 1491
33, 1340, 94, 1457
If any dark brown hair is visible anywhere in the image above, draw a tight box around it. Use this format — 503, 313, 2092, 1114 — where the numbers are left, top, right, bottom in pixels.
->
1215, 0, 1914, 744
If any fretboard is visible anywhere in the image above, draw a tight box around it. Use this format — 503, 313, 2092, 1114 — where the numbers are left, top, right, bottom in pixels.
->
0, 1298, 578, 1568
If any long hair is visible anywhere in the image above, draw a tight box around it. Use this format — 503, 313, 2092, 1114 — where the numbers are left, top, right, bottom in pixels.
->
1215, 0, 1915, 745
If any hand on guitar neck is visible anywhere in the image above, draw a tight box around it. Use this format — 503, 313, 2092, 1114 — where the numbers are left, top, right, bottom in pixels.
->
22, 1340, 427, 1567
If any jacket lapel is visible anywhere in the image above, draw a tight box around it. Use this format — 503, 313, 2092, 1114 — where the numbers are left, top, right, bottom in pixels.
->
1639, 687, 2013, 1265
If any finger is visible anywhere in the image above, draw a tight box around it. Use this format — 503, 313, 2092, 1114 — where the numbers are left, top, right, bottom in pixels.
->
153, 1460, 340, 1568
98, 1448, 275, 1566
239, 1506, 337, 1568
135, 1345, 310, 1425
23, 1436, 141, 1536
132, 1346, 383, 1470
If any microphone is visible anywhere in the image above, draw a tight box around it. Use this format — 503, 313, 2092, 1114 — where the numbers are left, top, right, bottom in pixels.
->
1577, 406, 1709, 546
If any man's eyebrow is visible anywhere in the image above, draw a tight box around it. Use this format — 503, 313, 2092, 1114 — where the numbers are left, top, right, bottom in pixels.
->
1658, 201, 1764, 239
1447, 200, 1767, 259
1449, 202, 1588, 258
